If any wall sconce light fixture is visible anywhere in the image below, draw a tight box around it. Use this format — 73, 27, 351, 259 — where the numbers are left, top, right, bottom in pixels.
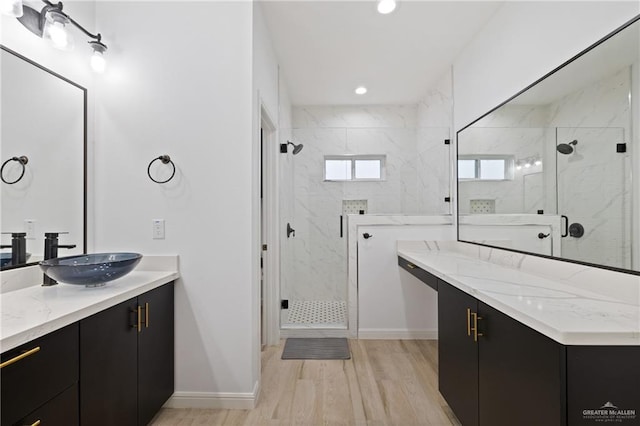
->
7, 0, 108, 72
515, 155, 542, 171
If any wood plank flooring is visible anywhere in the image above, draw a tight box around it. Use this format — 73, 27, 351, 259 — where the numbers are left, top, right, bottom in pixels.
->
151, 340, 460, 426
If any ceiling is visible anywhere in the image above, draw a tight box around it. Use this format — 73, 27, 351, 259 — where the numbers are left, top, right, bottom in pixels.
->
260, 1, 504, 106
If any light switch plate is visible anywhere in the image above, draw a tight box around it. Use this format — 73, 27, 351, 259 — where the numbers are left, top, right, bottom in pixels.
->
152, 219, 165, 239
24, 219, 36, 239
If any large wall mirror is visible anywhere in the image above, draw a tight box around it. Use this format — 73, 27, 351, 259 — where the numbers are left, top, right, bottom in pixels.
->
1, 46, 86, 270
457, 16, 640, 274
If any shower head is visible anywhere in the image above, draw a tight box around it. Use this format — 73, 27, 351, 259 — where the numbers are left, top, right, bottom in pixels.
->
291, 142, 304, 155
283, 140, 304, 155
556, 139, 578, 155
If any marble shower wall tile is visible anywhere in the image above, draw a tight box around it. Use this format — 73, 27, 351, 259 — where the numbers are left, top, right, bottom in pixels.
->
293, 105, 417, 129
549, 69, 632, 271
417, 70, 453, 127
416, 127, 452, 214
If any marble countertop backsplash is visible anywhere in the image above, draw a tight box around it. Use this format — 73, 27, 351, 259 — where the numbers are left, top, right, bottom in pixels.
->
397, 241, 640, 346
0, 255, 179, 352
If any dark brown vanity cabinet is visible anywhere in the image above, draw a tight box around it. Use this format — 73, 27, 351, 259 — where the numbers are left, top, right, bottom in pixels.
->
399, 256, 640, 425
438, 281, 479, 426
1, 323, 79, 426
438, 280, 565, 426
80, 283, 174, 426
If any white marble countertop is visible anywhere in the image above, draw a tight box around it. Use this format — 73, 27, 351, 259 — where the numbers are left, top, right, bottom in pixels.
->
397, 241, 640, 346
0, 257, 179, 352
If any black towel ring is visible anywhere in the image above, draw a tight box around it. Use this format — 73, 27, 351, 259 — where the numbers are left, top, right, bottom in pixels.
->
147, 155, 176, 184
1, 156, 29, 184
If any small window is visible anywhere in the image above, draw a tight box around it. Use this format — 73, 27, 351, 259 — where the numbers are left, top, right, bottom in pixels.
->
324, 155, 386, 181
458, 155, 514, 181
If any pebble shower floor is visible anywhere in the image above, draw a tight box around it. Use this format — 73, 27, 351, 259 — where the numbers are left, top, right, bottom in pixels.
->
286, 300, 347, 326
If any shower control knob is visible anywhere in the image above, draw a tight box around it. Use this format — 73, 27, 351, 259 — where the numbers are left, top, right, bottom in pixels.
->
363, 233, 373, 239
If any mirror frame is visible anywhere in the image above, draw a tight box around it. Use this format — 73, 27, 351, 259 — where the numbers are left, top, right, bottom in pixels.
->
0, 44, 87, 270
456, 14, 640, 277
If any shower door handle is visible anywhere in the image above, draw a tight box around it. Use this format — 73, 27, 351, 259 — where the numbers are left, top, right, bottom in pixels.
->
561, 215, 569, 237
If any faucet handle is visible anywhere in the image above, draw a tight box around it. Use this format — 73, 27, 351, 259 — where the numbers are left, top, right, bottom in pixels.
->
45, 232, 69, 237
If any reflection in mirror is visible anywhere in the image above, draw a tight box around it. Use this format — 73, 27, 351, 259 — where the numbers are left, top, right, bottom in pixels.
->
1, 46, 85, 269
457, 17, 639, 273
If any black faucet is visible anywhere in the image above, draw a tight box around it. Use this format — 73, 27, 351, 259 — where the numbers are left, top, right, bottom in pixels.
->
43, 232, 77, 286
0, 232, 27, 266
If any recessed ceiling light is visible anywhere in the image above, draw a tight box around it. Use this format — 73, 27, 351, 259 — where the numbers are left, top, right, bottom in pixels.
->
377, 0, 397, 15
355, 86, 367, 95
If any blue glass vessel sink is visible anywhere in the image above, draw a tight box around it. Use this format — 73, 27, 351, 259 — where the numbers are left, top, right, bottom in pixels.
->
39, 253, 143, 287
1, 252, 31, 267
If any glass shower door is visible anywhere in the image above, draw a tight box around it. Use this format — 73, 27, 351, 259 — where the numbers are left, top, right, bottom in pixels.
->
556, 127, 631, 269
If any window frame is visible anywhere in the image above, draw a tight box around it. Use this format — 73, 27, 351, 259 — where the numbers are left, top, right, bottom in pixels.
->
458, 155, 515, 181
324, 155, 387, 182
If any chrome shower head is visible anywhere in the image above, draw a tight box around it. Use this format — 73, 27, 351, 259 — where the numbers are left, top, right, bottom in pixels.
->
556, 139, 578, 155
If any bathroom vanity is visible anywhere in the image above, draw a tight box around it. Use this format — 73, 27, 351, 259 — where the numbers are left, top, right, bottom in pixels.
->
0, 266, 178, 426
398, 241, 640, 426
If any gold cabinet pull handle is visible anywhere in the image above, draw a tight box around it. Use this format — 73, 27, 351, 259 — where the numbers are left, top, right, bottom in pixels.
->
466, 308, 471, 336
406, 263, 416, 269
470, 312, 483, 342
137, 306, 142, 333
0, 347, 41, 369
1, 346, 41, 369
145, 302, 149, 328
31, 420, 41, 426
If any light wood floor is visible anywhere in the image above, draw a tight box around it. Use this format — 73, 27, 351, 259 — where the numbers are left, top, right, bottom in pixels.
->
151, 339, 460, 426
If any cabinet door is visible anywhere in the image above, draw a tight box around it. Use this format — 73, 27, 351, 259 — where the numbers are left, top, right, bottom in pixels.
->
1, 323, 78, 426
80, 298, 138, 426
438, 280, 479, 426
138, 283, 174, 426
18, 383, 79, 426
478, 302, 565, 426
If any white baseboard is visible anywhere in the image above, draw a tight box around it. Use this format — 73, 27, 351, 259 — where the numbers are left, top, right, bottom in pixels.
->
357, 329, 438, 340
164, 381, 259, 410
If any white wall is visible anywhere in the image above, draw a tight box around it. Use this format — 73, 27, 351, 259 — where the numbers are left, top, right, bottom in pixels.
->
357, 223, 453, 338
94, 1, 257, 406
453, 1, 640, 130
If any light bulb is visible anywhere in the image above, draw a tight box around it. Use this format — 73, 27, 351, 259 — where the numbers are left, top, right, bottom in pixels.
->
44, 11, 74, 50
524, 162, 531, 168
516, 164, 522, 170
1, 0, 23, 17
91, 50, 106, 73
355, 86, 367, 95
534, 159, 542, 166
89, 41, 108, 73
377, 0, 397, 14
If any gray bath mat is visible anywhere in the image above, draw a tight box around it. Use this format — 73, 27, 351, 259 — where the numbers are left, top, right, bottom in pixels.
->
281, 338, 351, 360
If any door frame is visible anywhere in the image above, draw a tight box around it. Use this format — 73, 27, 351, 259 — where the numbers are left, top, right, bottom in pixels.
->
259, 102, 280, 347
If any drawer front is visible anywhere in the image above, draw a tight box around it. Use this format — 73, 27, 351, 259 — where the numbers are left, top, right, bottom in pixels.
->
1, 323, 79, 425
18, 383, 79, 426
397, 256, 438, 291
